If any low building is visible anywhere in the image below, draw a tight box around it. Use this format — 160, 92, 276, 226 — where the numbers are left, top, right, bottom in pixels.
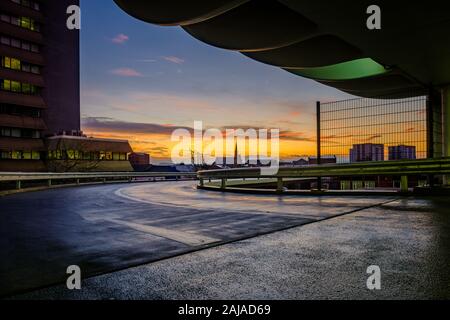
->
388, 145, 416, 160
129, 152, 150, 166
293, 158, 309, 166
308, 156, 337, 165
129, 152, 151, 171
350, 144, 384, 162
45, 135, 133, 172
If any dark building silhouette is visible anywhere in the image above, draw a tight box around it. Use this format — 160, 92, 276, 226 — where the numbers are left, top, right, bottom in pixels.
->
0, 0, 79, 171
388, 145, 416, 160
350, 144, 384, 162
1, 0, 132, 172
129, 152, 151, 168
308, 156, 337, 165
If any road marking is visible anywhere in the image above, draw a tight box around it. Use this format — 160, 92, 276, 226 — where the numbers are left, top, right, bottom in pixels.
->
107, 219, 220, 246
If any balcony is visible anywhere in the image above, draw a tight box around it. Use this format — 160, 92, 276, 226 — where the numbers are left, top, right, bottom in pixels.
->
0, 90, 46, 109
0, 68, 44, 87
0, 0, 45, 23
0, 44, 44, 65
0, 136, 45, 151
0, 114, 46, 130
0, 21, 43, 44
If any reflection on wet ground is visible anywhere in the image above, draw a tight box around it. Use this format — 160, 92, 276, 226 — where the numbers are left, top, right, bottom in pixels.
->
1, 181, 449, 299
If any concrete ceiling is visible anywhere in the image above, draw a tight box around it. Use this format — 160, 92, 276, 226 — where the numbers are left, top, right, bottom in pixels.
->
114, 0, 450, 98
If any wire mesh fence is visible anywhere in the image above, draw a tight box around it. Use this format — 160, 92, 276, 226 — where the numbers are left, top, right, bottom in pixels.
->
319, 94, 428, 164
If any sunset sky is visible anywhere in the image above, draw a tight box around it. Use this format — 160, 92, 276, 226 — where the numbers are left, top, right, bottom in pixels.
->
80, 0, 355, 163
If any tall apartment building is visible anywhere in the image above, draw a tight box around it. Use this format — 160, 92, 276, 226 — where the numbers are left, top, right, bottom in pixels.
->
0, 0, 133, 172
388, 145, 416, 160
350, 143, 384, 162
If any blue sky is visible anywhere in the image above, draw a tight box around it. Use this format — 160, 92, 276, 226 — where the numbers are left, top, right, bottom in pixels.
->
79, 0, 354, 159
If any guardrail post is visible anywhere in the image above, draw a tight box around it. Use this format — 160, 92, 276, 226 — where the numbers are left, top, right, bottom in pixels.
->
400, 176, 409, 193
47, 179, 52, 187
316, 101, 322, 191
277, 177, 284, 194
443, 86, 450, 185
76, 179, 80, 185
221, 178, 227, 190
16, 180, 21, 190
199, 178, 204, 187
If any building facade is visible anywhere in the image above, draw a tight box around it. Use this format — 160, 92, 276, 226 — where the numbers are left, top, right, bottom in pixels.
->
129, 152, 151, 167
46, 136, 133, 172
0, 0, 133, 172
350, 144, 384, 162
388, 145, 416, 160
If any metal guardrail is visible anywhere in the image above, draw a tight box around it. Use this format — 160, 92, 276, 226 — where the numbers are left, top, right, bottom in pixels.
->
198, 158, 450, 193
0, 172, 198, 191
2, 158, 450, 193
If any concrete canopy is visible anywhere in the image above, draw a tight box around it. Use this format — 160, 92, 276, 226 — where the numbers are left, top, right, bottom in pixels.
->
114, 0, 450, 98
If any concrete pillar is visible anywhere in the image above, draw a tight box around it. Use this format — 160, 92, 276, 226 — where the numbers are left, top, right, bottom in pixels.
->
443, 87, 450, 185
400, 176, 409, 193
277, 177, 284, 194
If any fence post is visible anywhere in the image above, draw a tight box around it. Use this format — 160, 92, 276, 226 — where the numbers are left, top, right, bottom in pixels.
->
400, 175, 409, 193
316, 101, 322, 191
443, 86, 450, 185
277, 177, 284, 194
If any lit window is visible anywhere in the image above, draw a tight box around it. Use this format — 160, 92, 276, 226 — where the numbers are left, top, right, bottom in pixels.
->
11, 58, 21, 70
11, 81, 21, 93
20, 17, 31, 29
67, 150, 75, 160
11, 151, 21, 159
1, 80, 11, 91
22, 83, 31, 94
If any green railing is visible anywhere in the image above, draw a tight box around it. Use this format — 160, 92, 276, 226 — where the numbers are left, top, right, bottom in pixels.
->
0, 172, 197, 191
197, 158, 450, 193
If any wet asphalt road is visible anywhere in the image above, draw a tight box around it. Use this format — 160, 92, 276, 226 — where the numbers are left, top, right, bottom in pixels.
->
1, 182, 450, 299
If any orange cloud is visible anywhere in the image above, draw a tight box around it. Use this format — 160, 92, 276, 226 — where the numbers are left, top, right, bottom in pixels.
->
162, 56, 185, 64
110, 68, 143, 77
111, 33, 129, 44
